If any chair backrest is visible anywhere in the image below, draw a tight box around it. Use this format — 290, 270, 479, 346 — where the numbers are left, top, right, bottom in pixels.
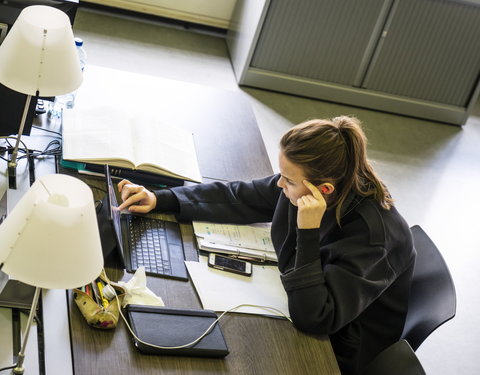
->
362, 339, 426, 375
401, 225, 457, 351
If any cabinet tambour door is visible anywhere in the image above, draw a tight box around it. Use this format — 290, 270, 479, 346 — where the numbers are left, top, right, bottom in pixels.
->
362, 0, 480, 107
250, 0, 387, 86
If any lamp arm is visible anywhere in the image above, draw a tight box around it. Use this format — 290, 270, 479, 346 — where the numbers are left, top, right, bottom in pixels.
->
8, 94, 33, 170
8, 93, 38, 189
12, 286, 41, 375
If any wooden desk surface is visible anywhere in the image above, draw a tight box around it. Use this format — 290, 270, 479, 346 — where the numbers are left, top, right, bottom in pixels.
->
62, 66, 340, 374
69, 224, 339, 375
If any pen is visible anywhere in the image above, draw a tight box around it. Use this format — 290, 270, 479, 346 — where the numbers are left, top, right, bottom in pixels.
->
235, 255, 265, 262
90, 282, 101, 305
96, 281, 109, 308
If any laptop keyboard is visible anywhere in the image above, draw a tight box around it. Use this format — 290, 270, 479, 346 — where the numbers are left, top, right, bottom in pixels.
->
127, 216, 173, 276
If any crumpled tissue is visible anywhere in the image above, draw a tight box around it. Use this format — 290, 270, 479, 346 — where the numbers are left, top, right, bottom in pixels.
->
116, 266, 164, 308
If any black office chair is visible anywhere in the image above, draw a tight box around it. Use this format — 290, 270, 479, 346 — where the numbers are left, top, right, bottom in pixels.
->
401, 225, 457, 351
362, 339, 426, 375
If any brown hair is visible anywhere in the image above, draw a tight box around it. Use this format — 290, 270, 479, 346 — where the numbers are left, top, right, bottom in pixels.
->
280, 116, 393, 223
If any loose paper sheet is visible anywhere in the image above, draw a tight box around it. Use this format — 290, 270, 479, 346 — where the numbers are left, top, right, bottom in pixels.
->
185, 256, 289, 318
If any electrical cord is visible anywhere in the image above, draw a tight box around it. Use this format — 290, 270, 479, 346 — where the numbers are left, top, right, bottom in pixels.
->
1, 136, 61, 187
31, 125, 62, 137
0, 136, 62, 163
0, 364, 16, 372
35, 139, 62, 158
0, 136, 30, 162
102, 271, 292, 351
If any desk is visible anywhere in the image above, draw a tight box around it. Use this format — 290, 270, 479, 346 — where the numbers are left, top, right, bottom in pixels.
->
4, 66, 341, 374
66, 67, 340, 374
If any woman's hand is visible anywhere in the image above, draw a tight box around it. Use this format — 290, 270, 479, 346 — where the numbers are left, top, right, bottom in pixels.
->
296, 180, 327, 229
117, 179, 157, 213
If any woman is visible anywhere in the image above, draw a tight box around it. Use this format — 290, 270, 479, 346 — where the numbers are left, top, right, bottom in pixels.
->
117, 116, 416, 375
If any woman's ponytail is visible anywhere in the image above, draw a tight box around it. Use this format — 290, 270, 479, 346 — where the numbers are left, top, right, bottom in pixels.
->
334, 117, 393, 212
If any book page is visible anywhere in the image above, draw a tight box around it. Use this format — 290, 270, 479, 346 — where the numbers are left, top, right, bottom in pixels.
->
62, 107, 201, 182
62, 108, 135, 167
130, 118, 202, 182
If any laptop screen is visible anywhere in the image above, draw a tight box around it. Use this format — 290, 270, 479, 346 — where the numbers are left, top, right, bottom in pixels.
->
105, 165, 124, 254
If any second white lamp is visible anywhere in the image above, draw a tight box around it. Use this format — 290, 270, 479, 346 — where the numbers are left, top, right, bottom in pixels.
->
0, 5, 83, 189
0, 173, 103, 374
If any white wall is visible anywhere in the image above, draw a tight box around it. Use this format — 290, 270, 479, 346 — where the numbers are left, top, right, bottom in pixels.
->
84, 0, 237, 28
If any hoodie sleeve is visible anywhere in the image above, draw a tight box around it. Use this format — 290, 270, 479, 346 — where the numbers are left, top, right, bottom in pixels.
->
154, 175, 282, 224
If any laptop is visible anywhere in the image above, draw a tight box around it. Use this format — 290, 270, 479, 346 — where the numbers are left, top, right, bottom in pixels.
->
104, 165, 188, 281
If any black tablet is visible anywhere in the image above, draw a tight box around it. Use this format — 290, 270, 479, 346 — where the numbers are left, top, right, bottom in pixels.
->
125, 304, 229, 358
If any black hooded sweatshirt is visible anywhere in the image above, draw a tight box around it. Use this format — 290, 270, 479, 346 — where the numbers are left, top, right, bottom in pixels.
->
154, 174, 416, 374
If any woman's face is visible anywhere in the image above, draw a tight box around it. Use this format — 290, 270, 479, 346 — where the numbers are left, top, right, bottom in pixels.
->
277, 151, 311, 206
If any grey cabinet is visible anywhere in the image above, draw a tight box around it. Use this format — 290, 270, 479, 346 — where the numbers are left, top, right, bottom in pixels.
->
227, 0, 480, 125
250, 0, 388, 87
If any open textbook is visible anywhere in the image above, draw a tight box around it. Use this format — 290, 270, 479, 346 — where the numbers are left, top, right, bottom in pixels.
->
192, 222, 277, 262
62, 107, 202, 182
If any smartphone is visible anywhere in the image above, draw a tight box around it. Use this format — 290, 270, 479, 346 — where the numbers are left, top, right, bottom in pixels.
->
208, 254, 252, 276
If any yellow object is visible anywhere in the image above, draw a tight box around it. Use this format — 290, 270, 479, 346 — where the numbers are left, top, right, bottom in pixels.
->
96, 281, 109, 308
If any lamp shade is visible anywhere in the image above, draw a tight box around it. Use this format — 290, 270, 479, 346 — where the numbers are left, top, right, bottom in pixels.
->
0, 5, 82, 96
0, 174, 103, 289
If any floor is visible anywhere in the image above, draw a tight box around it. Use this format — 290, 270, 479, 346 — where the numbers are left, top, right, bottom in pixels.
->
72, 6, 480, 374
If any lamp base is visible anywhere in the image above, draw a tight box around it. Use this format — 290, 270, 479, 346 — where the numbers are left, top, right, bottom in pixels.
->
12, 354, 26, 374
8, 164, 17, 190
7, 147, 36, 190
10, 287, 41, 375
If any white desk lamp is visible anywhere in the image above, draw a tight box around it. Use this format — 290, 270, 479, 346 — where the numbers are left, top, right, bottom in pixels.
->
0, 5, 82, 189
0, 174, 104, 374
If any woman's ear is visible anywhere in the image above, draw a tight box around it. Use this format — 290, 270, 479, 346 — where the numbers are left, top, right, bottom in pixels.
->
319, 183, 335, 195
